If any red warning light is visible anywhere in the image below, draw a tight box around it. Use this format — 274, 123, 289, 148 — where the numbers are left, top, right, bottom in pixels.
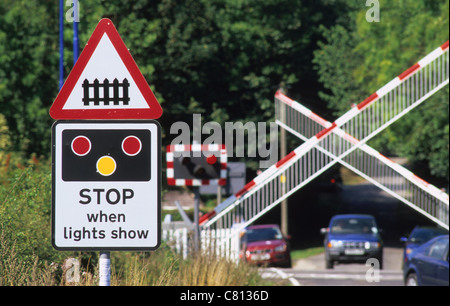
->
206, 154, 217, 165
71, 136, 91, 156
122, 136, 142, 156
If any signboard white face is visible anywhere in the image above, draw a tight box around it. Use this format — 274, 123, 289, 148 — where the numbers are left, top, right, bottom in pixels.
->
52, 120, 160, 250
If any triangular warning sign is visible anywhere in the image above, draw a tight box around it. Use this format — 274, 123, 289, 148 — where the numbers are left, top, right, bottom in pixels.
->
50, 19, 162, 120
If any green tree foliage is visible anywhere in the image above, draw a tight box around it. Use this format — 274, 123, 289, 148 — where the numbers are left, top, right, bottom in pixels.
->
0, 0, 447, 183
0, 0, 58, 155
1, 0, 337, 153
0, 165, 55, 263
314, 0, 449, 184
138, 0, 337, 128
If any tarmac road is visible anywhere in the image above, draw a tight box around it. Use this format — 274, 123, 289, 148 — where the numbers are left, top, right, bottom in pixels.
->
261, 247, 404, 286
261, 181, 437, 286
289, 247, 403, 286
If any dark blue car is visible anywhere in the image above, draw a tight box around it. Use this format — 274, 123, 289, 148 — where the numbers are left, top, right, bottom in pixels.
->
403, 235, 449, 286
321, 214, 383, 269
400, 226, 448, 268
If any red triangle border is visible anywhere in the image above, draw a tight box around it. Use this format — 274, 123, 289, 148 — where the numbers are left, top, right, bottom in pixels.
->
50, 19, 162, 120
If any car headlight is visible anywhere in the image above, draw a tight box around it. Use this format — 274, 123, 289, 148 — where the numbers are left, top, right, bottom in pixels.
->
275, 244, 287, 252
327, 240, 343, 248
365, 242, 381, 249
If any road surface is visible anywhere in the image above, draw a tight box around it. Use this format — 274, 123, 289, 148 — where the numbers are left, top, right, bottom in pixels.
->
261, 247, 403, 286
261, 181, 436, 286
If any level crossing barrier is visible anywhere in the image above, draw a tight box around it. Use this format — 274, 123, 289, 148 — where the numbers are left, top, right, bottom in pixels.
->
275, 91, 449, 228
201, 41, 449, 239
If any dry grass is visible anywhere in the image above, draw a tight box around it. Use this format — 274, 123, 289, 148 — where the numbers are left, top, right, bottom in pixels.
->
0, 229, 56, 286
165, 252, 260, 286
111, 247, 266, 286
1, 231, 267, 286
340, 167, 367, 185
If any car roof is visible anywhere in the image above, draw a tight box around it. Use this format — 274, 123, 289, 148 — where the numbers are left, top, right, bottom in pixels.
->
434, 234, 449, 240
330, 214, 375, 220
420, 234, 449, 246
412, 225, 448, 232
247, 224, 280, 230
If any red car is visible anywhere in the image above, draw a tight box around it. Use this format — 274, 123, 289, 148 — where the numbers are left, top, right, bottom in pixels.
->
241, 224, 292, 268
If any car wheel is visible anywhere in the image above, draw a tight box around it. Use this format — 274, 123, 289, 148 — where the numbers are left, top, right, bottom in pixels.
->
405, 273, 418, 286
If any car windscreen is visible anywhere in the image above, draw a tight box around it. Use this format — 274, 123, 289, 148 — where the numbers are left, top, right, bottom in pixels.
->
409, 228, 448, 243
427, 237, 449, 260
330, 217, 377, 234
244, 227, 283, 242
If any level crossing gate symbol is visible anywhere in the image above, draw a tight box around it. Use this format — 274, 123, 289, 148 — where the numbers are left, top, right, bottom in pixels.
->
82, 78, 130, 106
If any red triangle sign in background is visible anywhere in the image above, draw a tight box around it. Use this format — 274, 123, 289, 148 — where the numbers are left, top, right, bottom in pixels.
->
50, 19, 162, 120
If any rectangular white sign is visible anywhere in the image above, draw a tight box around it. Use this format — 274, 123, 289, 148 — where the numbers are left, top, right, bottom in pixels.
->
52, 120, 160, 250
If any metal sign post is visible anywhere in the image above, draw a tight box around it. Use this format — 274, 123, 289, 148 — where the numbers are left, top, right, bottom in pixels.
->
99, 252, 111, 286
193, 187, 200, 253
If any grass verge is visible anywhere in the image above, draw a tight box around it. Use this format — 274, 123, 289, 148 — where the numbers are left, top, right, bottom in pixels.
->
290, 247, 324, 261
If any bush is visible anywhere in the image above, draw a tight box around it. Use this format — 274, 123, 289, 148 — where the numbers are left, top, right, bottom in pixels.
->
0, 162, 59, 263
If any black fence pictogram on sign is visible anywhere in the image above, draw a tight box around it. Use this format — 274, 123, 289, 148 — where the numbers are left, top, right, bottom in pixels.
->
82, 78, 130, 106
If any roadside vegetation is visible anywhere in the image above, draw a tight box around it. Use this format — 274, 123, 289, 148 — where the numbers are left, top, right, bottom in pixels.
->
340, 168, 367, 186
0, 156, 271, 286
290, 247, 324, 262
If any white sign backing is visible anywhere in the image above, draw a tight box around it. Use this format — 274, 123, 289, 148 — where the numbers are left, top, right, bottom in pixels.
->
52, 120, 160, 250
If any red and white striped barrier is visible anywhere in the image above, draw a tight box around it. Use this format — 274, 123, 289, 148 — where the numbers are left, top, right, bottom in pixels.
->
335, 40, 449, 125
275, 91, 449, 205
200, 40, 449, 228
